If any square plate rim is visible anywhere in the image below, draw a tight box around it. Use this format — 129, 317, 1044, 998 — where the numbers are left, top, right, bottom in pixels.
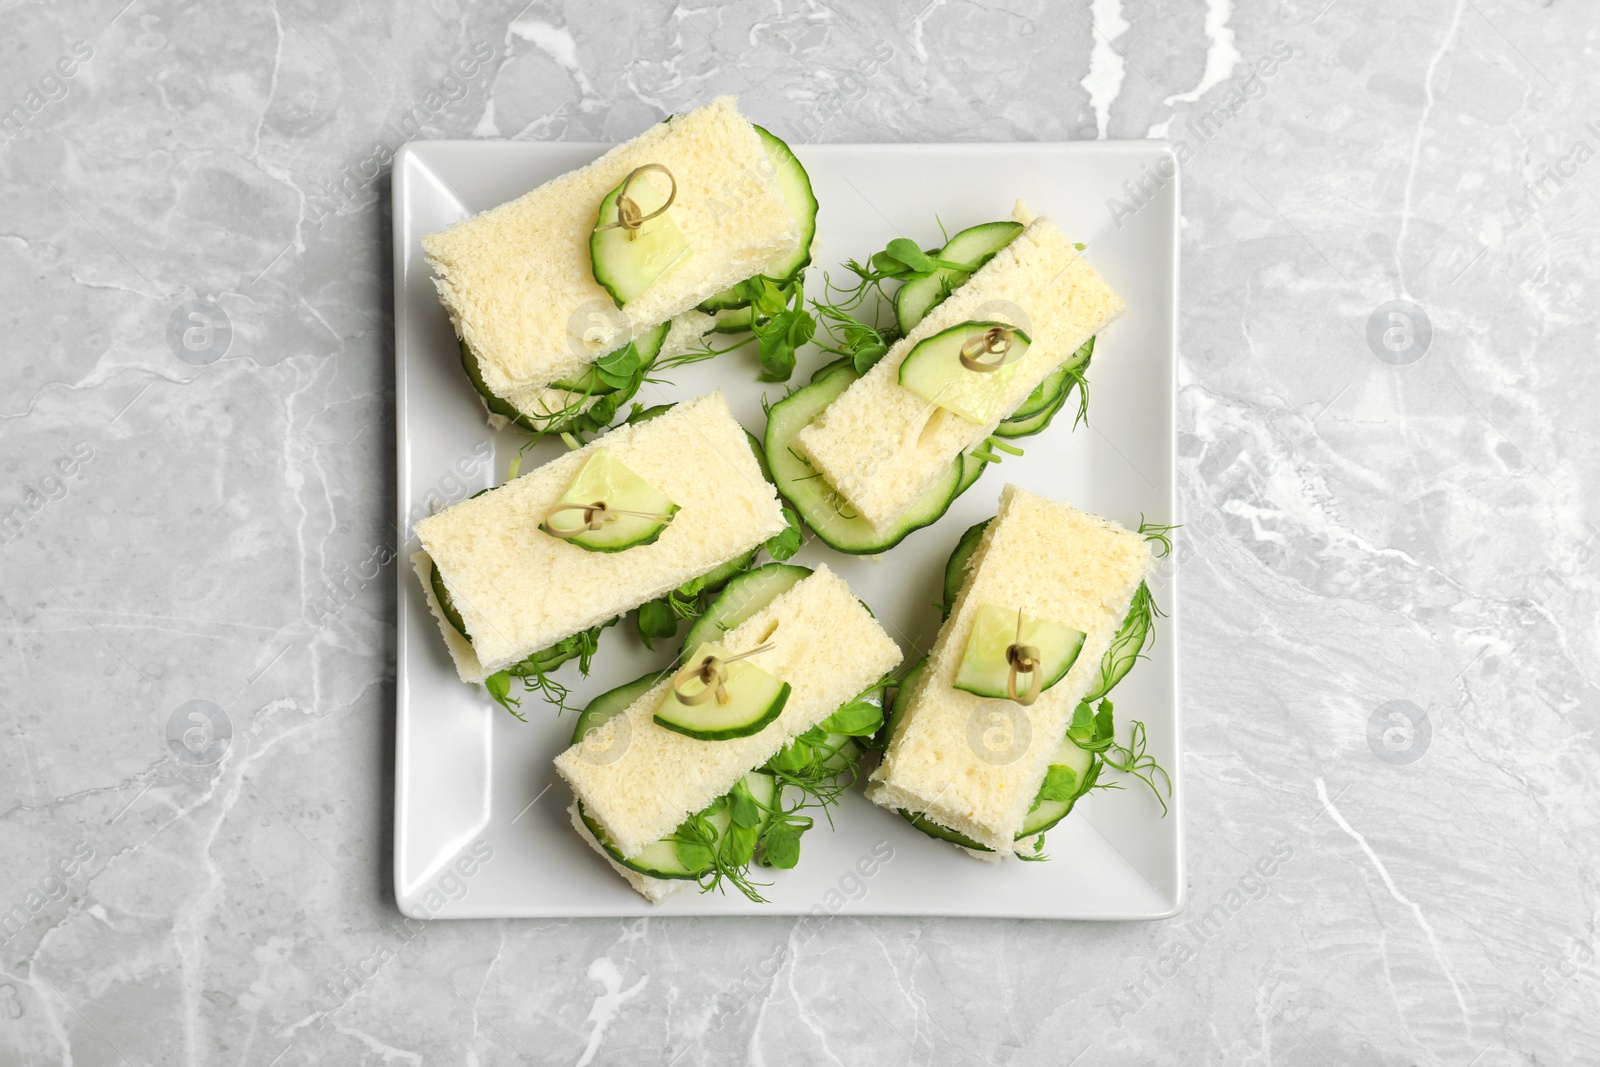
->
392, 137, 1182, 920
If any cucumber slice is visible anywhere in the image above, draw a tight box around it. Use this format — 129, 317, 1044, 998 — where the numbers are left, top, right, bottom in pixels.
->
571, 669, 668, 746
894, 220, 1024, 335
991, 391, 1067, 439
764, 363, 964, 554
712, 306, 756, 334
750, 125, 817, 286
459, 339, 539, 431
898, 809, 994, 852
692, 127, 815, 313
816, 733, 864, 773
653, 642, 791, 740
990, 337, 1095, 439
691, 550, 757, 598
578, 772, 780, 879
579, 802, 700, 879
590, 167, 691, 306
1006, 366, 1070, 422
746, 430, 773, 483
884, 655, 928, 742
955, 450, 988, 497
547, 366, 619, 396
952, 604, 1086, 702
681, 563, 811, 654
1083, 581, 1156, 702
810, 356, 857, 385
1004, 337, 1093, 422
1017, 735, 1097, 839
428, 557, 468, 638
697, 286, 749, 313
941, 519, 991, 618
540, 448, 679, 552
579, 771, 781, 880
898, 321, 1033, 425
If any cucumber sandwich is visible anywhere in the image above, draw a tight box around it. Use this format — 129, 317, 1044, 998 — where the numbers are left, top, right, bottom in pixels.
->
556, 564, 902, 903
789, 204, 1125, 539
868, 485, 1158, 859
412, 392, 787, 711
423, 96, 813, 433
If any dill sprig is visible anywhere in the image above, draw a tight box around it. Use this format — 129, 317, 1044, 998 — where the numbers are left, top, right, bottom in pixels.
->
1084, 581, 1164, 702
1137, 518, 1181, 558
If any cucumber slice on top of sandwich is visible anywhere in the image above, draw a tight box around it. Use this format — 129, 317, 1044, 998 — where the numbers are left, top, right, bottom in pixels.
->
653, 641, 792, 741
539, 448, 679, 552
952, 604, 1085, 704
898, 320, 1033, 425
590, 165, 691, 306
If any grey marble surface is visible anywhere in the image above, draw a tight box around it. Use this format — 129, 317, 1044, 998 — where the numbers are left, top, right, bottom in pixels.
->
2, 0, 1597, 1063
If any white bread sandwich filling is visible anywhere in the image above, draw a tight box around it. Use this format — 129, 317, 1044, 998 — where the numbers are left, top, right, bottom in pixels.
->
423, 96, 798, 399
556, 565, 902, 862
413, 392, 785, 682
795, 205, 1125, 532
867, 486, 1151, 855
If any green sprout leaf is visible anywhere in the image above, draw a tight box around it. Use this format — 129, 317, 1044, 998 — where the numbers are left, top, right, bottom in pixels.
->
635, 597, 678, 649
764, 507, 803, 561
729, 782, 763, 830
820, 698, 884, 738
1037, 764, 1080, 803
882, 238, 936, 275
757, 822, 803, 869
483, 671, 525, 721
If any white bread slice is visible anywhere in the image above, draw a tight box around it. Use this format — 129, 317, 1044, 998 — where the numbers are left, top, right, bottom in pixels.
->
795, 208, 1125, 531
555, 565, 902, 859
415, 392, 785, 681
568, 802, 685, 904
867, 486, 1151, 854
484, 310, 714, 433
423, 96, 798, 398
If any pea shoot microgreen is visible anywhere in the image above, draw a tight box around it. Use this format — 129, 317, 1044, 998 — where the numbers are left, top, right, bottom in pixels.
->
660, 676, 890, 902
484, 618, 616, 719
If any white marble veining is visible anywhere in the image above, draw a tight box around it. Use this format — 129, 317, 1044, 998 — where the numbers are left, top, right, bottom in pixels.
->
1, 0, 1597, 1063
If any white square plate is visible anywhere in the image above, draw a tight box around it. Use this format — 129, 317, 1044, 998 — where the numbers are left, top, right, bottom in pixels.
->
392, 139, 1180, 918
